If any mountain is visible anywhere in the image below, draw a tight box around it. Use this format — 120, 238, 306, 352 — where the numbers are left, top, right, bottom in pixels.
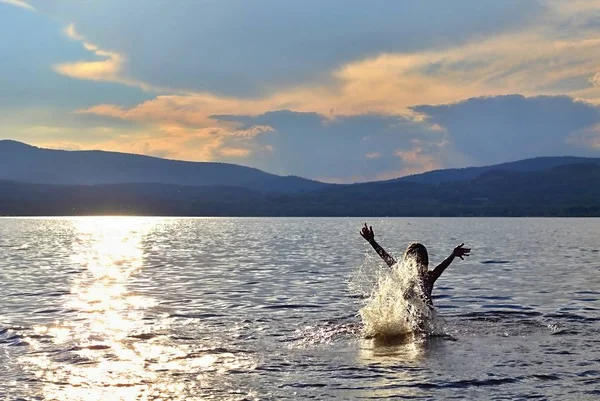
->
0, 140, 325, 193
1, 163, 599, 216
1, 140, 600, 216
4, 139, 599, 191
302, 163, 600, 216
392, 156, 600, 184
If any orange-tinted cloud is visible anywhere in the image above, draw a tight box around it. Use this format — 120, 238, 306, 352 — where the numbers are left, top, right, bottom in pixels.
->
49, 0, 600, 120
54, 24, 124, 82
1, 0, 34, 11
568, 123, 600, 149
365, 152, 382, 159
77, 27, 600, 133
394, 147, 441, 176
53, 24, 160, 92
218, 147, 251, 157
25, 0, 600, 182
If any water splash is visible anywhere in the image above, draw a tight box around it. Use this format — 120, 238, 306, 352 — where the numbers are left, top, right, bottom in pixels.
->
351, 254, 443, 338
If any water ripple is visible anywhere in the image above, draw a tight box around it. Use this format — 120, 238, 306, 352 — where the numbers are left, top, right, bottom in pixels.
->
1, 217, 599, 400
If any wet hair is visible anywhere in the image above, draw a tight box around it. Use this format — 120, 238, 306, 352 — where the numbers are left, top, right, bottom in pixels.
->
403, 242, 429, 268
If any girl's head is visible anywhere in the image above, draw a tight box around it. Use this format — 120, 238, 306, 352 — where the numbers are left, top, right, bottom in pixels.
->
404, 243, 429, 274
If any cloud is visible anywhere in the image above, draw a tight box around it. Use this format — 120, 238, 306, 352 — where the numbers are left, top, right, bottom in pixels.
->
77, 95, 600, 181
412, 95, 600, 166
259, 96, 600, 179
106, 123, 272, 162
76, 13, 600, 129
568, 123, 600, 149
211, 110, 447, 181
395, 148, 440, 168
0, 0, 34, 11
34, 0, 598, 138
77, 94, 282, 128
29, 1, 600, 109
53, 24, 159, 92
36, 127, 231, 162
218, 147, 251, 157
29, 0, 544, 97
54, 49, 123, 82
389, 148, 441, 178
54, 24, 124, 83
214, 96, 600, 180
7, 2, 600, 182
16, 96, 600, 183
229, 125, 274, 138
0, 8, 152, 113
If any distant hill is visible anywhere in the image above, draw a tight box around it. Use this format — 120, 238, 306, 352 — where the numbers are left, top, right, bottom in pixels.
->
4, 140, 599, 191
302, 163, 600, 216
2, 140, 600, 216
1, 163, 599, 216
0, 140, 325, 193
392, 156, 600, 184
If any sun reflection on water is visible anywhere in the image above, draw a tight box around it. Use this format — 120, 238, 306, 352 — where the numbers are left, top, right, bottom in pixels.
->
18, 217, 256, 400
356, 334, 443, 399
21, 218, 159, 400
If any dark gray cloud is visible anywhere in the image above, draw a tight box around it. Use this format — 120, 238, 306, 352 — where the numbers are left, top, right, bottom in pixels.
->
212, 95, 600, 181
412, 95, 600, 166
30, 0, 544, 96
214, 110, 446, 180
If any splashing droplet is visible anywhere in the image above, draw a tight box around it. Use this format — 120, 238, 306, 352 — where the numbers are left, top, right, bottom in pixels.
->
351, 255, 444, 338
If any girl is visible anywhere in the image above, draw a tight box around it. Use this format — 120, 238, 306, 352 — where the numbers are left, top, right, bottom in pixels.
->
360, 223, 470, 306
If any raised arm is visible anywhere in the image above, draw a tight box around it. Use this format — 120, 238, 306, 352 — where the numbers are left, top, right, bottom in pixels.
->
430, 243, 471, 283
360, 224, 397, 267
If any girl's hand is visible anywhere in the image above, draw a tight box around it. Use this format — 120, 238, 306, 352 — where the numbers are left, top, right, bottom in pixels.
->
453, 243, 471, 260
360, 223, 375, 242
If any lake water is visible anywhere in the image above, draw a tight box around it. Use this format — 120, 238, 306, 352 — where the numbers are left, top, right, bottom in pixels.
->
0, 217, 599, 400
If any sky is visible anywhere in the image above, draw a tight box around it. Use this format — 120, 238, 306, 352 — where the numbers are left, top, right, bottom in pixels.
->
2, 0, 600, 182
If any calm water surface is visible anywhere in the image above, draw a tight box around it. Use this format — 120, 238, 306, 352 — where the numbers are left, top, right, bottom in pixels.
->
0, 217, 599, 400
